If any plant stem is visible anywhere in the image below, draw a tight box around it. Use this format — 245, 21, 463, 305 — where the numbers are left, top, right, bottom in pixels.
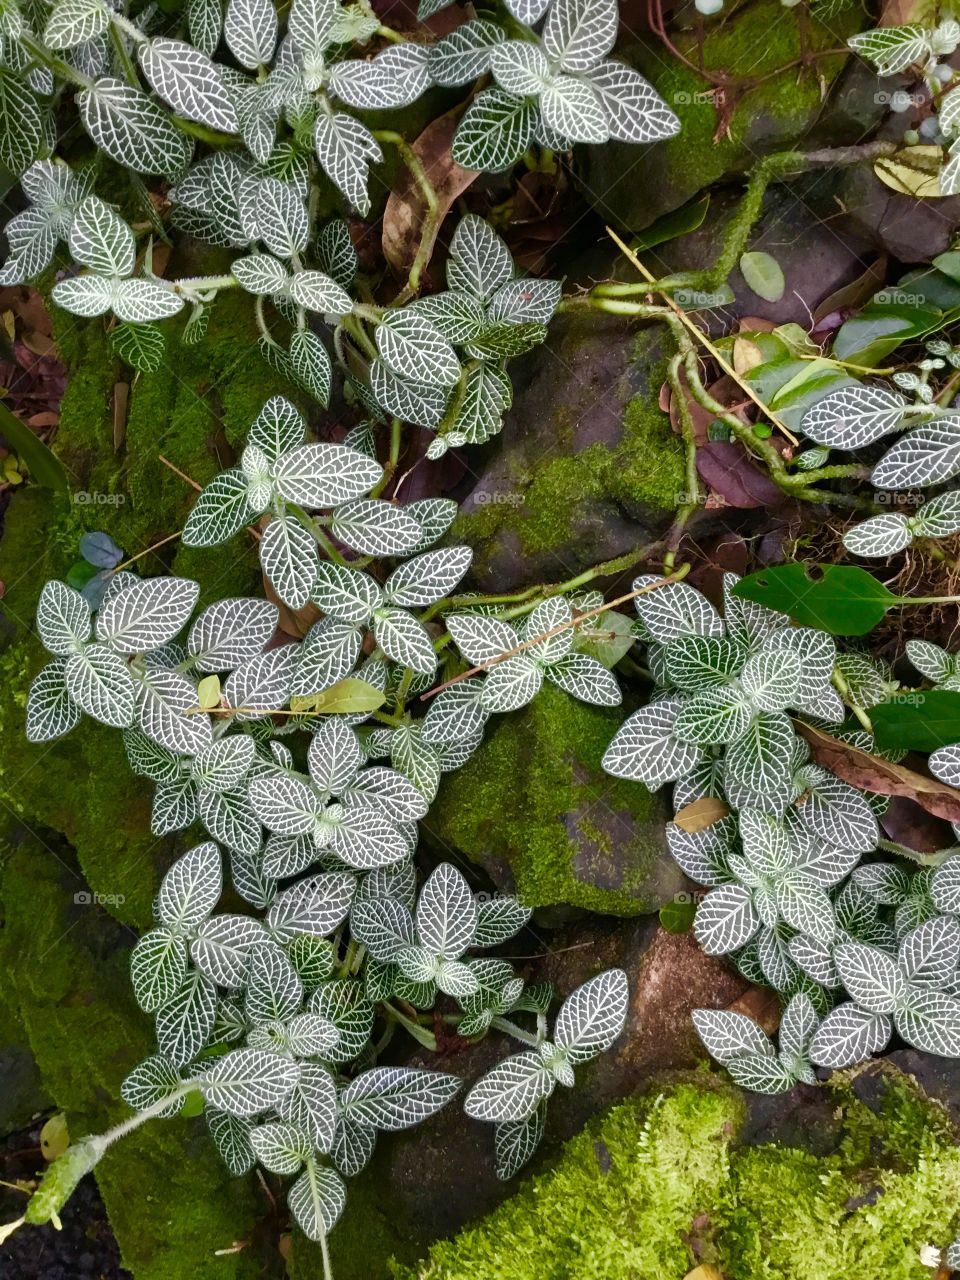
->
97, 1082, 198, 1151
420, 568, 689, 701
608, 227, 801, 448
288, 504, 349, 565
490, 1016, 540, 1047
663, 349, 701, 570
21, 31, 93, 88
382, 1002, 437, 1050
375, 131, 442, 304
831, 668, 873, 734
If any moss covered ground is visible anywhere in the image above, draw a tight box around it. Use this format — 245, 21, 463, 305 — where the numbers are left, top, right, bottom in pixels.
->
0, 294, 302, 1274
586, 0, 864, 231
426, 683, 673, 915
395, 1071, 960, 1280
451, 328, 685, 566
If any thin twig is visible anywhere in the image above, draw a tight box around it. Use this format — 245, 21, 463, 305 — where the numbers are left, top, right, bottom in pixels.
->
112, 530, 182, 572
158, 454, 202, 492
606, 226, 800, 446
419, 568, 689, 702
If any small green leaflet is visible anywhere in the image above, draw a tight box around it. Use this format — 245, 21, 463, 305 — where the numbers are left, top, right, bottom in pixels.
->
290, 678, 386, 715
739, 251, 785, 303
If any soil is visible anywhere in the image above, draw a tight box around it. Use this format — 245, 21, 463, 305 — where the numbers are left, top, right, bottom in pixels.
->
0, 1122, 127, 1280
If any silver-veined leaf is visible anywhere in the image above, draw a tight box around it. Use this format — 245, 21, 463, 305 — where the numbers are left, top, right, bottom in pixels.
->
78, 78, 192, 175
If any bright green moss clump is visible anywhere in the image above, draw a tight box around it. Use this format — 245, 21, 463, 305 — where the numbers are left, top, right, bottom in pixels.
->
452, 334, 684, 576
395, 1072, 960, 1280
0, 838, 266, 1279
427, 684, 677, 915
394, 1083, 741, 1280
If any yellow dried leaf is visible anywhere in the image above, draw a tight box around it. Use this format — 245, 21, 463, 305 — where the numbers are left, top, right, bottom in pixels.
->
732, 337, 764, 376
873, 146, 943, 198
673, 796, 730, 833
197, 674, 221, 710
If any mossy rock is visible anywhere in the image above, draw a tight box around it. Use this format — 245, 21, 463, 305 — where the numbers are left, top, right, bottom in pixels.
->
394, 1066, 960, 1280
583, 0, 863, 232
426, 683, 682, 916
0, 289, 303, 927
453, 318, 685, 592
0, 834, 274, 1279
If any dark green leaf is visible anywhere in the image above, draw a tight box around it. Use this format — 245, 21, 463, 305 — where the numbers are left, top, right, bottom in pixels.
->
0, 401, 69, 492
872, 690, 960, 752
630, 194, 709, 251
732, 564, 898, 636
659, 897, 696, 933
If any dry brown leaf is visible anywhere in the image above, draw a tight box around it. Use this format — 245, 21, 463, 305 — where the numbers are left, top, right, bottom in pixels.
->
727, 986, 780, 1035
812, 257, 886, 325
683, 1265, 726, 1280
20, 330, 56, 356
673, 796, 731, 832
736, 315, 778, 333
732, 336, 763, 375
382, 109, 478, 283
796, 723, 960, 823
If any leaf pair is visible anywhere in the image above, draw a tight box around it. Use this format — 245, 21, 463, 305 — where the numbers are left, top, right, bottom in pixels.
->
464, 969, 628, 1178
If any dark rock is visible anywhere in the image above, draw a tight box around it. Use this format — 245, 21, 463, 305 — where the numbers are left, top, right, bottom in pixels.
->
452, 316, 685, 593
0, 1044, 49, 1138
356, 919, 747, 1249
581, 0, 864, 232
425, 683, 685, 917
832, 161, 960, 262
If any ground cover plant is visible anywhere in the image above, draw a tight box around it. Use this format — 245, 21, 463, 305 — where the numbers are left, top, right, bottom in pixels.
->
4, 0, 960, 1274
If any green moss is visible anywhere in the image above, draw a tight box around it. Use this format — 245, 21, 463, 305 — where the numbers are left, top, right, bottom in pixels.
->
0, 837, 266, 1279
452, 344, 683, 563
395, 1071, 960, 1280
51, 287, 299, 588
427, 684, 672, 915
589, 0, 863, 231
393, 1083, 741, 1280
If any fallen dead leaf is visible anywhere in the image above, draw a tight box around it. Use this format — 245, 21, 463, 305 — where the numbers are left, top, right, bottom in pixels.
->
727, 986, 780, 1035
673, 796, 730, 832
382, 109, 478, 285
683, 1265, 726, 1280
732, 336, 764, 376
796, 723, 960, 823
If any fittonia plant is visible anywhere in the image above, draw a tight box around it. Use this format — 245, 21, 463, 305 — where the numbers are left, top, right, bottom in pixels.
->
15, 387, 960, 1257
0, 0, 677, 448
14, 394, 642, 1262
601, 574, 960, 1090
